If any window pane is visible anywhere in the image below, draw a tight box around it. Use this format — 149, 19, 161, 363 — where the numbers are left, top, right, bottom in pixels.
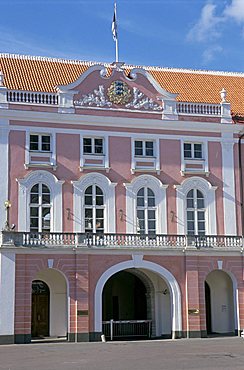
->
94, 138, 103, 154
148, 220, 156, 232
31, 184, 39, 193
85, 186, 92, 194
30, 207, 38, 217
137, 210, 144, 220
42, 184, 50, 194
85, 195, 92, 206
42, 194, 50, 204
187, 198, 194, 208
30, 217, 38, 229
197, 211, 205, 221
187, 221, 195, 234
184, 143, 192, 158
83, 138, 92, 154
187, 189, 194, 198
147, 189, 155, 207
30, 193, 38, 204
145, 141, 154, 156
135, 141, 143, 156
85, 186, 92, 205
187, 211, 194, 221
137, 195, 144, 207
41, 136, 51, 151
148, 210, 155, 220
194, 144, 202, 159
42, 208, 50, 230
30, 135, 39, 151
85, 208, 93, 231
96, 186, 103, 195
96, 209, 104, 218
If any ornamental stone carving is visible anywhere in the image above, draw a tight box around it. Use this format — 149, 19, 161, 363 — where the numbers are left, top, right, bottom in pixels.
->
74, 81, 162, 111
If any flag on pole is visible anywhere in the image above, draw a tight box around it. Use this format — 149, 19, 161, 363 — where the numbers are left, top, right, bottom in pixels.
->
112, 2, 117, 41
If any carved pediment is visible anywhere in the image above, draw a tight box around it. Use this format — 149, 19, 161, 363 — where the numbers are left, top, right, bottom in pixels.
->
57, 64, 178, 115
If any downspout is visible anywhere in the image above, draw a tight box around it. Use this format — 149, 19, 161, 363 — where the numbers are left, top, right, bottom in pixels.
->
238, 132, 244, 236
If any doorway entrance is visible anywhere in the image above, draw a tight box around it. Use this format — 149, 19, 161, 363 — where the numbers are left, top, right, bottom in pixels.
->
31, 280, 50, 338
205, 270, 235, 336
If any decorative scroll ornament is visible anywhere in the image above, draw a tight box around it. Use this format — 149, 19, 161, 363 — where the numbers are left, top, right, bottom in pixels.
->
107, 80, 131, 104
74, 85, 112, 107
74, 82, 163, 111
126, 87, 162, 111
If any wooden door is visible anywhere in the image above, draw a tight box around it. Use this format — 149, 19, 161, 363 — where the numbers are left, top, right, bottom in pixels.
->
31, 281, 50, 338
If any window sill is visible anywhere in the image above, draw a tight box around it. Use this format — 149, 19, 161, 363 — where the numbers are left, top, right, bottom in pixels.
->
25, 163, 57, 170
80, 166, 110, 173
131, 168, 160, 175
181, 170, 209, 177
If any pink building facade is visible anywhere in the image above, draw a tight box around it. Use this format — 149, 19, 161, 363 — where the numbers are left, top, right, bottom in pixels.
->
0, 55, 244, 344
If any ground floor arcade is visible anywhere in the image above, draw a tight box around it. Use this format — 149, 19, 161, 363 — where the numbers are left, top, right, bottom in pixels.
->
0, 250, 243, 344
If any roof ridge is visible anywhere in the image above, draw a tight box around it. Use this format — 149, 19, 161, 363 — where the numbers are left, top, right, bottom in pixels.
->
124, 64, 244, 77
0, 53, 107, 66
0, 53, 244, 77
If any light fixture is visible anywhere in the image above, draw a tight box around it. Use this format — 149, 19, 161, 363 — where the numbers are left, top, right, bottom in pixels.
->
119, 209, 123, 221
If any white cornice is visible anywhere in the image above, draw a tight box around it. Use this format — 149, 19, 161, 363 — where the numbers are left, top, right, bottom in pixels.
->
1, 108, 243, 134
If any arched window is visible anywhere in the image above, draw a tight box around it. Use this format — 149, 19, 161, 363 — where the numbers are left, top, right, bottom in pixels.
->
84, 185, 104, 233
186, 189, 205, 235
30, 183, 51, 233
136, 187, 156, 235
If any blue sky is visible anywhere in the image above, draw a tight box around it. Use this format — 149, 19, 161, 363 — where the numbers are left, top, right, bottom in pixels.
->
1, 0, 244, 72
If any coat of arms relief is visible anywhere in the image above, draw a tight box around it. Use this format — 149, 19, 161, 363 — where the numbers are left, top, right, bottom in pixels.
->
74, 80, 162, 111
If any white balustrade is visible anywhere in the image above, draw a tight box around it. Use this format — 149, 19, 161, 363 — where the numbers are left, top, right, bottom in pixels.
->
177, 102, 221, 116
7, 90, 58, 105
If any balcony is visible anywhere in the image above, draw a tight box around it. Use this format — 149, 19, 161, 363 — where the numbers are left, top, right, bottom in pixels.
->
0, 231, 243, 250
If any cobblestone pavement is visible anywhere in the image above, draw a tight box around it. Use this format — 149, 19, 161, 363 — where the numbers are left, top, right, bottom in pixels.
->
1, 337, 244, 370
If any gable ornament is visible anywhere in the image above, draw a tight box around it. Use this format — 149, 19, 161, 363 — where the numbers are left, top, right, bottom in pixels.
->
74, 80, 162, 111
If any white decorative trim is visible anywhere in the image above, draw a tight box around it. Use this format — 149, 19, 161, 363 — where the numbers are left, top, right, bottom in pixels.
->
72, 173, 117, 233
131, 138, 160, 174
17, 170, 64, 232
0, 125, 9, 230
0, 252, 15, 336
80, 134, 109, 172
48, 259, 54, 268
221, 134, 236, 235
124, 175, 168, 234
175, 176, 217, 235
180, 139, 209, 176
94, 259, 182, 335
25, 130, 56, 168
217, 260, 223, 270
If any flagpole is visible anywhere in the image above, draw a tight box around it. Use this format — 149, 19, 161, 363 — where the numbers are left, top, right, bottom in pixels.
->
115, 2, 119, 62
112, 1, 119, 63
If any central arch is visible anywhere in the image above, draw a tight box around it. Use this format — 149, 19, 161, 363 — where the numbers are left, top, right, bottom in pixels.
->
94, 257, 182, 338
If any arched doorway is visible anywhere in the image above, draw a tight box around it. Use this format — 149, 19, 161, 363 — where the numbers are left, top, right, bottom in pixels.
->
32, 280, 50, 337
205, 270, 236, 335
31, 269, 68, 339
95, 259, 181, 339
102, 270, 147, 321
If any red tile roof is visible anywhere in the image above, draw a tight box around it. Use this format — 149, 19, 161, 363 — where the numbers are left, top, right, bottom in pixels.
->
0, 54, 244, 116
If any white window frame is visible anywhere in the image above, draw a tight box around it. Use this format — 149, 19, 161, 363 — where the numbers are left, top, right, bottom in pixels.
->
124, 175, 168, 234
186, 188, 206, 235
17, 170, 64, 232
175, 176, 217, 235
181, 139, 209, 176
29, 183, 51, 233
80, 134, 109, 172
72, 172, 117, 233
25, 131, 56, 169
131, 138, 160, 174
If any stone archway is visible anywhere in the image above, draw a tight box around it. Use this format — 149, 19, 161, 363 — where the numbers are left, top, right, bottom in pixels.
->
33, 268, 68, 338
94, 256, 182, 338
205, 270, 237, 335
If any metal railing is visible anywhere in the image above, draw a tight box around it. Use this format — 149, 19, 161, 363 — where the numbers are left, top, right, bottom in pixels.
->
102, 320, 152, 340
1, 231, 243, 250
